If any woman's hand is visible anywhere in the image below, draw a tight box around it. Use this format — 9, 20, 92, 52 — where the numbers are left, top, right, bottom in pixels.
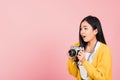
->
67, 52, 76, 60
77, 48, 86, 63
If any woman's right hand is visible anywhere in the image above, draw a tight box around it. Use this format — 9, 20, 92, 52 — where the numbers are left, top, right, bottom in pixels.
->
67, 52, 76, 60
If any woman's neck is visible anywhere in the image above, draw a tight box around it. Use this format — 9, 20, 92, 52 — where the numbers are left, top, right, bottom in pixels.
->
86, 38, 97, 53
87, 39, 97, 47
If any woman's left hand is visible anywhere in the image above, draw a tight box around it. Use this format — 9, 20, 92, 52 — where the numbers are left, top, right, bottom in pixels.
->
77, 48, 86, 63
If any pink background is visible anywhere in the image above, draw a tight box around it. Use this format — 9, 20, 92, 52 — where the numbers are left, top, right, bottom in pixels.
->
0, 0, 119, 80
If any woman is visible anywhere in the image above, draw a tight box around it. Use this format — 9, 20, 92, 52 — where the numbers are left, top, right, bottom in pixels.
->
67, 15, 112, 80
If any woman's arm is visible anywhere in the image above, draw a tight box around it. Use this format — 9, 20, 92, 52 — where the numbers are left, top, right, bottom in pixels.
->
67, 58, 78, 78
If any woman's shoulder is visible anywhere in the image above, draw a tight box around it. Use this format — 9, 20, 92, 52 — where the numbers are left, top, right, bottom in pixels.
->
98, 42, 112, 59
99, 42, 110, 51
73, 42, 80, 46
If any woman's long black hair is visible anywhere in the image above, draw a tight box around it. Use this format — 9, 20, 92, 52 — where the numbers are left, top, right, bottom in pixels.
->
79, 15, 106, 48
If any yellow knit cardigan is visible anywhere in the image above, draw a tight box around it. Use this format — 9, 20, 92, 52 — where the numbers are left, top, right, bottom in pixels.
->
67, 42, 112, 80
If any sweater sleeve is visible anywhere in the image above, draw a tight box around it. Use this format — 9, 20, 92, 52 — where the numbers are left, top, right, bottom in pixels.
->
67, 42, 81, 79
67, 58, 78, 78
82, 46, 112, 80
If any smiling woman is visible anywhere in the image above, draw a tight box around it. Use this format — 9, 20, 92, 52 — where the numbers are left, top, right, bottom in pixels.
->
67, 15, 112, 80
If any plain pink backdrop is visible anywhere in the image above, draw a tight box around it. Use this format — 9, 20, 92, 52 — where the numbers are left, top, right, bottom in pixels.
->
0, 0, 120, 80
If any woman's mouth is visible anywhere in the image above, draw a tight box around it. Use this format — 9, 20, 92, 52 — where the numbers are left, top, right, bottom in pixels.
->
82, 36, 86, 38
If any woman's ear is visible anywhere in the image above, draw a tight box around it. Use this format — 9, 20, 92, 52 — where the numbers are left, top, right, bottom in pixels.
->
94, 29, 98, 35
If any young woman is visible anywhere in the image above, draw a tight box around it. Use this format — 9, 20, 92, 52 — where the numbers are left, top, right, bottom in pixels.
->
67, 15, 112, 80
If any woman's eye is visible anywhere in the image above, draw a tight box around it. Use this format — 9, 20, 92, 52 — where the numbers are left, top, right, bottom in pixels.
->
80, 28, 82, 31
84, 28, 88, 30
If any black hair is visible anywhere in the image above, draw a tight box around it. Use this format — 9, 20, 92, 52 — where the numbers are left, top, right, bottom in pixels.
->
79, 15, 106, 48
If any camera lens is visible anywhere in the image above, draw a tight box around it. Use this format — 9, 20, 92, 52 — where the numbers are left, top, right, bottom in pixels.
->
68, 49, 76, 57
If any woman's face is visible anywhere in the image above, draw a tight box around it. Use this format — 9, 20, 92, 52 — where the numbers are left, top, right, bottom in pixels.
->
80, 21, 97, 42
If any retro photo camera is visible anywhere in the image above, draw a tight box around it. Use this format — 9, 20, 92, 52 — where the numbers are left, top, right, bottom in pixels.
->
68, 46, 82, 57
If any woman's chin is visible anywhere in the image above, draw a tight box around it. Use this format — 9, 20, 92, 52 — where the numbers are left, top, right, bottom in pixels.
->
83, 39, 88, 42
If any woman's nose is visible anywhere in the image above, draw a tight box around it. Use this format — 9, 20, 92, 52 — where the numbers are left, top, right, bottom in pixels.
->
80, 30, 85, 34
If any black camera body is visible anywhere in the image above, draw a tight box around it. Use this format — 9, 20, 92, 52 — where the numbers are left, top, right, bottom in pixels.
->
68, 46, 82, 57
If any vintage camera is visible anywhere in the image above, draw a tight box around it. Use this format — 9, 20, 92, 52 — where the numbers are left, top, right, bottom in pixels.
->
68, 46, 82, 57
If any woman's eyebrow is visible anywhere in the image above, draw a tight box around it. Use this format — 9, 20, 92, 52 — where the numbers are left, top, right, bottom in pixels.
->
82, 25, 88, 28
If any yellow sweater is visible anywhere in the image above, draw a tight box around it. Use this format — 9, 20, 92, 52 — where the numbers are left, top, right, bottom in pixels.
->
67, 42, 112, 80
